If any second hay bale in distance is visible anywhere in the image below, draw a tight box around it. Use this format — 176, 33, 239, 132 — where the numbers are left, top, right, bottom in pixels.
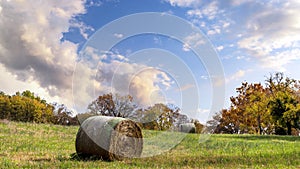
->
179, 123, 196, 133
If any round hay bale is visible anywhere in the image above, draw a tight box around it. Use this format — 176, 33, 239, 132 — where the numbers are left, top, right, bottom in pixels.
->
179, 123, 196, 133
75, 116, 143, 161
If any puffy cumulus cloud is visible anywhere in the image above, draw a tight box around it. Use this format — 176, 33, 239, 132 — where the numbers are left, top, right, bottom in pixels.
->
237, 1, 300, 70
0, 63, 61, 103
107, 61, 172, 107
0, 0, 86, 111
165, 0, 202, 7
73, 47, 174, 110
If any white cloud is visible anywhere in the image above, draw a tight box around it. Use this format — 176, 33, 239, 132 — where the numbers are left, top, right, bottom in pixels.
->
237, 0, 300, 70
230, 0, 254, 6
178, 0, 300, 71
222, 22, 230, 28
71, 21, 94, 39
185, 1, 231, 38
167, 0, 300, 72
1, 0, 177, 113
76, 47, 174, 109
226, 70, 246, 83
207, 27, 221, 35
0, 0, 86, 111
216, 46, 224, 51
153, 36, 162, 45
178, 84, 195, 91
236, 56, 245, 60
260, 49, 300, 71
114, 33, 124, 39
186, 1, 219, 20
200, 75, 208, 80
226, 69, 255, 84
86, 0, 103, 7
182, 33, 206, 51
182, 43, 191, 52
197, 108, 209, 114
165, 0, 201, 7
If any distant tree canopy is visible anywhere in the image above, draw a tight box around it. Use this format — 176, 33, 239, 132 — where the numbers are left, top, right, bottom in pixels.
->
87, 93, 198, 131
0, 90, 78, 125
87, 93, 138, 118
207, 73, 300, 135
0, 90, 201, 129
0, 90, 54, 123
137, 103, 181, 131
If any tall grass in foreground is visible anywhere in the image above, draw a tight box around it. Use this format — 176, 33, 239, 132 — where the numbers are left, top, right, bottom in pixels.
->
0, 121, 299, 168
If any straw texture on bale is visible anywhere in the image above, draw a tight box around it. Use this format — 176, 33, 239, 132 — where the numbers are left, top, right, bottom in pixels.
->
179, 123, 196, 133
75, 116, 143, 161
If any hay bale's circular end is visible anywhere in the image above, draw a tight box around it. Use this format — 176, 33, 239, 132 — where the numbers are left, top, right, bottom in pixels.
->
109, 119, 143, 160
75, 116, 143, 161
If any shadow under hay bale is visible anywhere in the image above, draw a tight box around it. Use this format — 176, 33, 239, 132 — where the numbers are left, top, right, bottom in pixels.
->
179, 123, 196, 133
75, 116, 143, 161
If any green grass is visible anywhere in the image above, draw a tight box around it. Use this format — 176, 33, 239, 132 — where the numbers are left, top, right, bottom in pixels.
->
0, 121, 299, 169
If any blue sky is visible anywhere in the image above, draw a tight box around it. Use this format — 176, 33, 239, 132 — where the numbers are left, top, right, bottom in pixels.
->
1, 0, 300, 122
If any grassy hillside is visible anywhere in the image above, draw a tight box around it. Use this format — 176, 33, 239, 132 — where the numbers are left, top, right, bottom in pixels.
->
0, 121, 299, 168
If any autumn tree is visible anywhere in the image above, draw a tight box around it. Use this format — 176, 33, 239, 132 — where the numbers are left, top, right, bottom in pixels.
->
244, 83, 272, 134
87, 93, 138, 118
211, 82, 273, 134
0, 92, 11, 120
211, 73, 300, 135
206, 110, 235, 134
0, 91, 54, 123
191, 119, 204, 134
52, 103, 78, 125
224, 82, 271, 134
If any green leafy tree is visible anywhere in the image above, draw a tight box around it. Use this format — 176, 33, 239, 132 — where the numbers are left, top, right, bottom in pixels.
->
266, 72, 300, 135
139, 103, 181, 130
268, 91, 300, 135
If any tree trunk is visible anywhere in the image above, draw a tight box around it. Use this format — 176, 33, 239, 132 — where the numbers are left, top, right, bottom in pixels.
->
287, 122, 292, 135
257, 115, 262, 135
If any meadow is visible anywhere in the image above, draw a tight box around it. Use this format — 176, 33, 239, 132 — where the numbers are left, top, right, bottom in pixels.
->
0, 121, 299, 169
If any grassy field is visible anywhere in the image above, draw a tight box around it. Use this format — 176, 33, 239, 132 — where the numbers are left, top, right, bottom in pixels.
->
0, 121, 299, 169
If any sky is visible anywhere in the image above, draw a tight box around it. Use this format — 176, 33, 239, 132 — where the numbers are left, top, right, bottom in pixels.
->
1, 0, 300, 122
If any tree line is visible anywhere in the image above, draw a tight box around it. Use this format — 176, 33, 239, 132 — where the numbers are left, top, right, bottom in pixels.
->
207, 73, 300, 135
2, 72, 299, 135
0, 90, 78, 125
0, 90, 202, 131
85, 93, 203, 132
